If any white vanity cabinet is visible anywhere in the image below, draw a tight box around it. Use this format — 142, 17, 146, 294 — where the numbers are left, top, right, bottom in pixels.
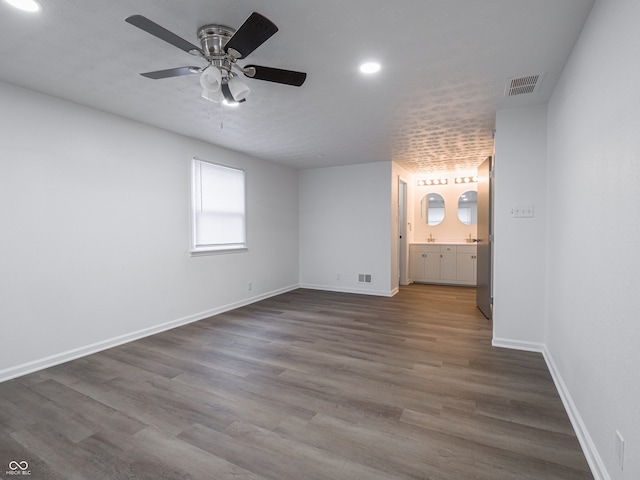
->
455, 245, 477, 285
409, 244, 441, 282
439, 245, 457, 282
409, 243, 477, 286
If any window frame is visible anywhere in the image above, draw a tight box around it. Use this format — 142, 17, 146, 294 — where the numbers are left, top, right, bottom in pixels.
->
190, 158, 247, 255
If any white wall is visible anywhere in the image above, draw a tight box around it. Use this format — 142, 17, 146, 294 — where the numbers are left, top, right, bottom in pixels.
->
299, 161, 394, 296
545, 0, 640, 478
0, 81, 299, 381
493, 104, 548, 349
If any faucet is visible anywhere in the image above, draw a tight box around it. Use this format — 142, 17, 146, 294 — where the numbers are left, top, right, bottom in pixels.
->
428, 233, 434, 243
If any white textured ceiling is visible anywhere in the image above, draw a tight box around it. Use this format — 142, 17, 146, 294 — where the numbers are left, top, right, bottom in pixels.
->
0, 0, 594, 173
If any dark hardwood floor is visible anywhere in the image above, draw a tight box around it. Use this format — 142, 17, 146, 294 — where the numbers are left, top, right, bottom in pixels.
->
0, 285, 593, 479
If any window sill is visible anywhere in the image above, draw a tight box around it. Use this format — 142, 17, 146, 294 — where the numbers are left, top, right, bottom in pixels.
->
190, 246, 248, 256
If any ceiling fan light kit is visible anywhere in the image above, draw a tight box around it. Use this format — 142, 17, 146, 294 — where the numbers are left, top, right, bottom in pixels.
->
199, 65, 222, 92
125, 12, 307, 105
201, 87, 222, 103
227, 76, 250, 102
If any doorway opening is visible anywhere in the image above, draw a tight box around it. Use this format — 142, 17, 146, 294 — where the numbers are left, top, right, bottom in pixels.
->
398, 178, 408, 286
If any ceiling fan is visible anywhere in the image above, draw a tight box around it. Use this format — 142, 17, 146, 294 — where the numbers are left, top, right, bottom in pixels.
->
125, 12, 307, 104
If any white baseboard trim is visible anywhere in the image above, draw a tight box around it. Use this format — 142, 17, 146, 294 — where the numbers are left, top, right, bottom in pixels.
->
300, 283, 395, 297
492, 336, 606, 480
542, 346, 609, 480
491, 337, 545, 353
0, 284, 299, 384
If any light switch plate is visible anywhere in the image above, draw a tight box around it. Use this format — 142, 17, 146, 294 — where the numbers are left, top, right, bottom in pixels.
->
511, 204, 534, 218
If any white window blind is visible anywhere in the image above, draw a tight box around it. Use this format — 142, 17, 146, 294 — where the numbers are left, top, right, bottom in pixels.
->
191, 159, 246, 252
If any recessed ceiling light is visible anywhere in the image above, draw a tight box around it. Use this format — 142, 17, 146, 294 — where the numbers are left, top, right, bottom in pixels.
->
5, 0, 42, 12
359, 62, 381, 74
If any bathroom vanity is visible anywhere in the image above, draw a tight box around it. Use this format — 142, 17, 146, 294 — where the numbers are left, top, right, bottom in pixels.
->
409, 243, 477, 286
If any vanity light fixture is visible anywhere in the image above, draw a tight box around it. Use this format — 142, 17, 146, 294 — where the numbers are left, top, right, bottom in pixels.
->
455, 176, 478, 184
5, 0, 41, 12
417, 178, 448, 187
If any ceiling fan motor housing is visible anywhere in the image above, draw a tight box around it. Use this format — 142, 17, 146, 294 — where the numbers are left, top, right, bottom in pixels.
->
197, 25, 234, 57
197, 24, 237, 77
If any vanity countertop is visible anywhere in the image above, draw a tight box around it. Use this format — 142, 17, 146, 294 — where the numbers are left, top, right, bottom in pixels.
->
411, 242, 476, 245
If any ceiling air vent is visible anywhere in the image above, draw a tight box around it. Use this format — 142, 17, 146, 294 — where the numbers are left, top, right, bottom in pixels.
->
504, 74, 545, 97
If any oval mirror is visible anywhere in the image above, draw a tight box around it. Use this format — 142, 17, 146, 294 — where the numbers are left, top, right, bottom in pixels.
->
457, 191, 478, 225
421, 193, 445, 226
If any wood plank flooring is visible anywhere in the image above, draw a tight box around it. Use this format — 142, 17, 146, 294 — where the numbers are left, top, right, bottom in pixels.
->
0, 285, 593, 479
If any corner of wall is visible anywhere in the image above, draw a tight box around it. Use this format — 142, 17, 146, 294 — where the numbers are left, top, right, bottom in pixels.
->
541, 346, 609, 480
492, 104, 548, 346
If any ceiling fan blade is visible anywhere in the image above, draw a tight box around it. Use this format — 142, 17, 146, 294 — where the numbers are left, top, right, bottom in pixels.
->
140, 66, 200, 79
224, 12, 278, 59
126, 15, 203, 56
243, 65, 307, 87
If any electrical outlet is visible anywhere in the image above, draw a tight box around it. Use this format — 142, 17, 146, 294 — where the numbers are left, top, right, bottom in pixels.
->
615, 430, 624, 470
248, 282, 252, 291
336, 274, 341, 280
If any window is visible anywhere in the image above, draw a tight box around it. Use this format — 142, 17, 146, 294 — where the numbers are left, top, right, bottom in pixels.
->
191, 159, 246, 253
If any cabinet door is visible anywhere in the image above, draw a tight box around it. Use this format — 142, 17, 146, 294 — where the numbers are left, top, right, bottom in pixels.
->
409, 249, 426, 281
440, 252, 457, 281
424, 252, 440, 281
456, 253, 476, 284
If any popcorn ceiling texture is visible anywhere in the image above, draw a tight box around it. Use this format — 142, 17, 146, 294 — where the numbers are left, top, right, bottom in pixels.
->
392, 79, 497, 173
0, 0, 593, 173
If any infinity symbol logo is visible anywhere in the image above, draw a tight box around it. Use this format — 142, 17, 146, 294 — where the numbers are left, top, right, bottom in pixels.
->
8, 461, 29, 471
